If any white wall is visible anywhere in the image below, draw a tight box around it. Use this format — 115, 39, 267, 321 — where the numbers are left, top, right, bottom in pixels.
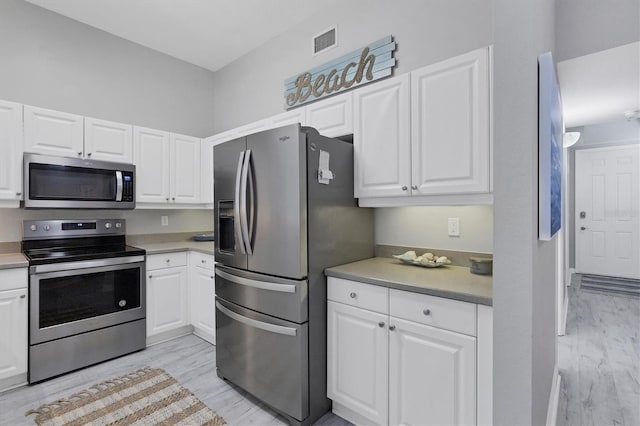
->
0, 208, 212, 242
0, 0, 216, 137
493, 1, 557, 424
212, 0, 492, 133
375, 206, 493, 253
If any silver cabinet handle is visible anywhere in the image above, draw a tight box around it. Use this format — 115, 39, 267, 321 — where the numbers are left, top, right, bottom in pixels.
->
423, 309, 431, 316
148, 275, 152, 279
166, 197, 169, 201
172, 197, 175, 201
165, 259, 170, 263
350, 292, 357, 298
210, 276, 214, 279
77, 152, 82, 156
87, 152, 92, 157
234, 151, 247, 254
201, 260, 206, 263
580, 227, 589, 231
402, 186, 408, 191
389, 325, 396, 331
412, 185, 418, 190
216, 268, 296, 293
378, 321, 385, 328
216, 301, 297, 336
16, 192, 21, 196
20, 294, 26, 299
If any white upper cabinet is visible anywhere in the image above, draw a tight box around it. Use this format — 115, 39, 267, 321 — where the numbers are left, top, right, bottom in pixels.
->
305, 91, 353, 138
201, 137, 215, 205
24, 105, 83, 158
171, 133, 201, 204
84, 117, 133, 163
354, 74, 411, 198
268, 108, 306, 129
0, 100, 23, 203
133, 126, 171, 203
411, 47, 490, 195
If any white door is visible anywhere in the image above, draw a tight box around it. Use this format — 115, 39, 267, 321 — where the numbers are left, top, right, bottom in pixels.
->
23, 105, 84, 158
576, 145, 640, 279
0, 100, 23, 202
389, 317, 476, 426
327, 301, 388, 425
171, 133, 201, 204
305, 91, 353, 138
84, 117, 133, 163
353, 74, 411, 198
147, 267, 189, 336
411, 47, 490, 195
190, 267, 216, 343
0, 288, 28, 381
133, 126, 170, 203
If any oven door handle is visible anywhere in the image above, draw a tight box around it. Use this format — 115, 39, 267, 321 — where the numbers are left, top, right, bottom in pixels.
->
215, 268, 296, 293
30, 255, 145, 274
216, 301, 297, 336
115, 170, 123, 202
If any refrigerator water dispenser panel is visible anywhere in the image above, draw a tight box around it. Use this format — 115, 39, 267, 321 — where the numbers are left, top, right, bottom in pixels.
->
218, 201, 236, 253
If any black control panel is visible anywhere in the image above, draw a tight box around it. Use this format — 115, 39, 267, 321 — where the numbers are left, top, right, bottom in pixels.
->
122, 172, 134, 202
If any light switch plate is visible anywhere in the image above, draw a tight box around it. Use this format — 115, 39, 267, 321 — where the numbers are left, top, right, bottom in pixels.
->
448, 217, 460, 237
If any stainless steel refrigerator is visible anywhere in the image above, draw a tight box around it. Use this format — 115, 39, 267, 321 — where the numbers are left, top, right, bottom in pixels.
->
214, 124, 374, 425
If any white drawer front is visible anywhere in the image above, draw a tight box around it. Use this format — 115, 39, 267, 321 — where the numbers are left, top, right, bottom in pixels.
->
191, 251, 215, 271
147, 252, 187, 270
0, 268, 28, 292
327, 277, 388, 314
390, 289, 476, 336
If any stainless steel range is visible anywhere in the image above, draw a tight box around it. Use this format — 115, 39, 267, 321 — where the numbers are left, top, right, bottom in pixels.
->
22, 219, 146, 383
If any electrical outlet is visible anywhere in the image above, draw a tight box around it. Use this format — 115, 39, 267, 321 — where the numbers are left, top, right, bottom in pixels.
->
161, 216, 169, 227
448, 217, 460, 237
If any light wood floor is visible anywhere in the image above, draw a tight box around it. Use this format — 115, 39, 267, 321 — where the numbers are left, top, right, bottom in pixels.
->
0, 334, 351, 426
557, 274, 640, 426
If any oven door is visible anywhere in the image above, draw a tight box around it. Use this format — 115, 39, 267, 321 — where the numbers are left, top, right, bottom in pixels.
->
29, 256, 145, 344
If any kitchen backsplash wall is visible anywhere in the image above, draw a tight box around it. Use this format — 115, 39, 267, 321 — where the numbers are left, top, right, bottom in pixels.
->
374, 205, 493, 253
0, 209, 213, 243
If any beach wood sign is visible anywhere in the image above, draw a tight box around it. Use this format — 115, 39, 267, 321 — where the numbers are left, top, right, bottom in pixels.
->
284, 36, 396, 109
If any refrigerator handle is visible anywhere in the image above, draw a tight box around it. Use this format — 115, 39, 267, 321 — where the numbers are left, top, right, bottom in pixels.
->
240, 149, 253, 255
234, 151, 247, 254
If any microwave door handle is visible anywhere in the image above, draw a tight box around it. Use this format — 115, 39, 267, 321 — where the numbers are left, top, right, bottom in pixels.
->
240, 149, 253, 255
234, 151, 247, 255
115, 171, 123, 201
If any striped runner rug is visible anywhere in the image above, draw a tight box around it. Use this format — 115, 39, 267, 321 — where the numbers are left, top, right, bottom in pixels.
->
581, 274, 640, 297
25, 367, 226, 426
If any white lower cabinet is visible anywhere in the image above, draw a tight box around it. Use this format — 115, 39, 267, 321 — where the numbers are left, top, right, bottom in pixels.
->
0, 268, 28, 392
189, 252, 216, 344
327, 277, 482, 426
146, 253, 189, 340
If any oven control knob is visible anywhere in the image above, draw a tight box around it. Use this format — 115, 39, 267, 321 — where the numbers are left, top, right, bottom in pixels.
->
105, 223, 112, 229
43, 225, 50, 231
30, 224, 37, 231
115, 222, 121, 229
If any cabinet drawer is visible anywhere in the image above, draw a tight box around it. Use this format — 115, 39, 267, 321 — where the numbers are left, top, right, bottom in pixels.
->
327, 277, 388, 314
390, 289, 476, 336
147, 252, 187, 270
191, 251, 215, 271
0, 268, 28, 292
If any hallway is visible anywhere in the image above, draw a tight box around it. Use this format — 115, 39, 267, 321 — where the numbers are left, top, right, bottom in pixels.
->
557, 274, 640, 425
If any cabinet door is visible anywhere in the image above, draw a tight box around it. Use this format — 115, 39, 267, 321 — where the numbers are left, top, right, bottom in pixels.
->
190, 267, 216, 344
23, 105, 83, 158
305, 92, 353, 138
327, 301, 388, 425
411, 47, 490, 195
147, 267, 188, 336
84, 117, 133, 163
171, 133, 201, 204
133, 126, 170, 203
354, 74, 411, 198
200, 137, 215, 205
389, 317, 476, 426
0, 288, 28, 381
0, 100, 23, 202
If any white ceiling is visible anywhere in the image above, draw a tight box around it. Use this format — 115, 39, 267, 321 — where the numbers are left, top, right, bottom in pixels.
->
558, 42, 640, 128
24, 0, 336, 72
24, 1, 640, 128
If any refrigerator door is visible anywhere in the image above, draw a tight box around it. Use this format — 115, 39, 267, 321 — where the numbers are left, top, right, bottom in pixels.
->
245, 124, 307, 279
214, 137, 248, 269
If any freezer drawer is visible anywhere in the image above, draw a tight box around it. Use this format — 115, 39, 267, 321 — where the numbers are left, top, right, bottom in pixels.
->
216, 298, 309, 421
215, 265, 308, 323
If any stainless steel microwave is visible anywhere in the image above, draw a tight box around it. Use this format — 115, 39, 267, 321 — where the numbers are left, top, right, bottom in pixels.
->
23, 153, 135, 209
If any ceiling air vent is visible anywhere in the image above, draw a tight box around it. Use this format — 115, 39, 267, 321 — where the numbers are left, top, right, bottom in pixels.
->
313, 26, 337, 55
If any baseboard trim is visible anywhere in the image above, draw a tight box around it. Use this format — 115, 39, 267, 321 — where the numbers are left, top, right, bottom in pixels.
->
0, 372, 27, 394
146, 325, 194, 347
332, 401, 378, 426
546, 367, 561, 426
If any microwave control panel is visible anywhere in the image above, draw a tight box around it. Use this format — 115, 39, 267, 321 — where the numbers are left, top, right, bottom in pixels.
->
122, 172, 134, 202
